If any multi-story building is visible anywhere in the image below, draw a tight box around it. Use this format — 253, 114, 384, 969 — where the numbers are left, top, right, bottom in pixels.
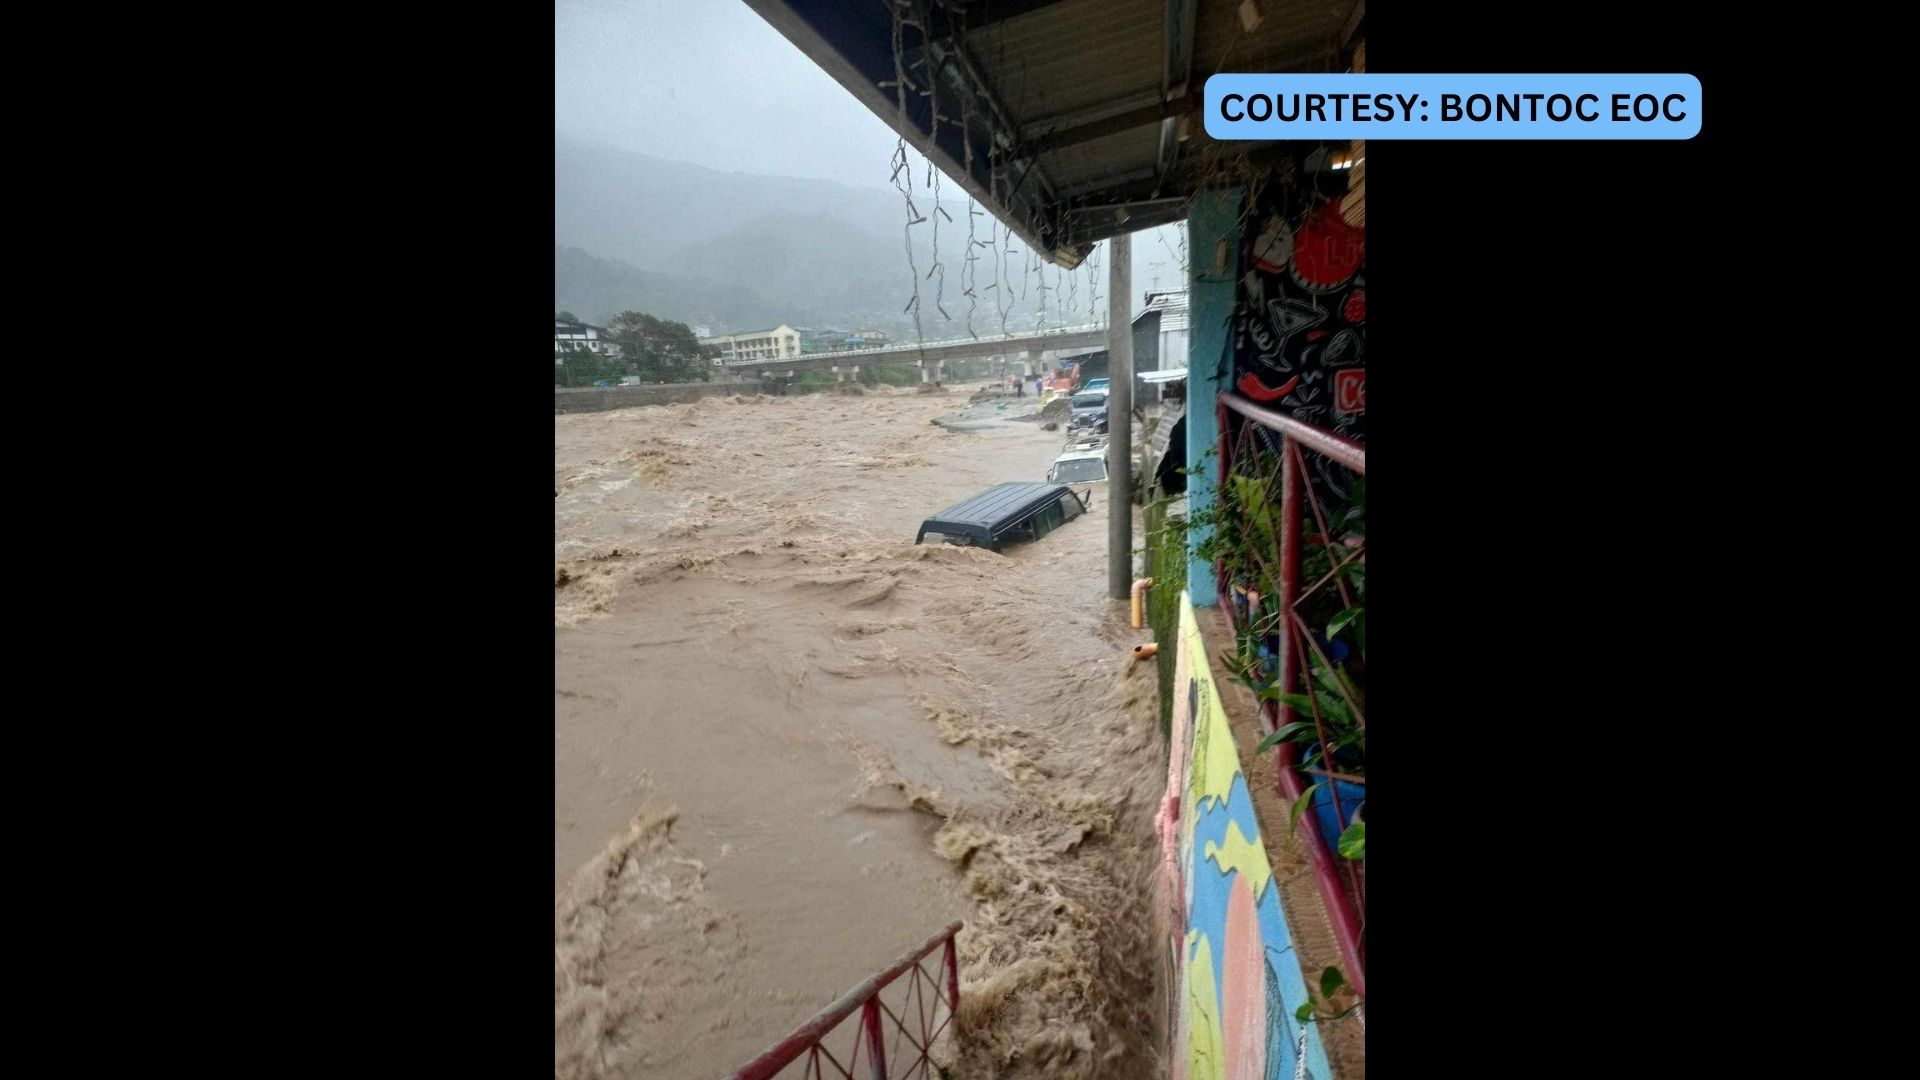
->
555, 319, 620, 357
797, 328, 849, 354
698, 325, 802, 363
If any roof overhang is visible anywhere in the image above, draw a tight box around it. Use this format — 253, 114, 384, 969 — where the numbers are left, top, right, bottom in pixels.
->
744, 0, 1362, 267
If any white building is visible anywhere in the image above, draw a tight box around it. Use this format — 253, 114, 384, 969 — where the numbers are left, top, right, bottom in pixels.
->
555, 320, 620, 358
699, 325, 802, 363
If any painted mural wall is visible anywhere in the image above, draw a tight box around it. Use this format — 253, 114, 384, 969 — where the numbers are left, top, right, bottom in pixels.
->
1157, 592, 1334, 1080
1232, 185, 1366, 507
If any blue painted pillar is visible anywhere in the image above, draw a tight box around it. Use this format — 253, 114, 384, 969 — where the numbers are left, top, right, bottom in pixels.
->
1185, 189, 1241, 607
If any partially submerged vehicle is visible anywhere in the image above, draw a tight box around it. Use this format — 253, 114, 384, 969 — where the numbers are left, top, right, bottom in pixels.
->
1047, 446, 1108, 485
1051, 434, 1146, 503
915, 482, 1089, 551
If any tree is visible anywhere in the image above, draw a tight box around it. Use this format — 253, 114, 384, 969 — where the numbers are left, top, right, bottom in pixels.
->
608, 310, 710, 383
554, 310, 582, 324
554, 346, 622, 387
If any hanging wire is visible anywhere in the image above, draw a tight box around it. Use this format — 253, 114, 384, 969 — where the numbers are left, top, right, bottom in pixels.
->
1006, 219, 1021, 336
1096, 243, 1105, 327
886, 2, 928, 362
958, 18, 981, 342
918, 0, 950, 324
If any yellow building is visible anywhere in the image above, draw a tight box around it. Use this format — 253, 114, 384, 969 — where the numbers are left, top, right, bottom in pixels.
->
698, 325, 801, 363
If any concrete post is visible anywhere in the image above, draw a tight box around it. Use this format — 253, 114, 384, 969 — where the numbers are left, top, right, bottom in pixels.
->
1107, 231, 1134, 601
1185, 189, 1242, 607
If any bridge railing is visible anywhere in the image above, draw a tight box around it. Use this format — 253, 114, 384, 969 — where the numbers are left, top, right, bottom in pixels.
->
726, 922, 963, 1080
721, 323, 1109, 366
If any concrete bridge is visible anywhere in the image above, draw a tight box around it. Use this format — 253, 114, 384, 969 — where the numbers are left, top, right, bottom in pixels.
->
721, 323, 1110, 384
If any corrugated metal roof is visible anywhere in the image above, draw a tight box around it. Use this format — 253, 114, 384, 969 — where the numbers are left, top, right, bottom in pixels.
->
969, 0, 1164, 124
746, 0, 1362, 264
1140, 290, 1190, 332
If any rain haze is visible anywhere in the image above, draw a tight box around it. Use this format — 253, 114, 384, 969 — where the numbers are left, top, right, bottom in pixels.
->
554, 0, 1187, 338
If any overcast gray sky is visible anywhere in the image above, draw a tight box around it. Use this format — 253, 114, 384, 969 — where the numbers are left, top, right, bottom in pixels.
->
555, 0, 1188, 310
555, 0, 904, 190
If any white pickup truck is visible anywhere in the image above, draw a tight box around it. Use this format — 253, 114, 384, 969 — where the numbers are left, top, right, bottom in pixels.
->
1047, 445, 1109, 485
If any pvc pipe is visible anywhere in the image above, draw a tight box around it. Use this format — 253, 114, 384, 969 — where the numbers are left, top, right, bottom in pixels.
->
1131, 577, 1155, 628
1129, 642, 1158, 667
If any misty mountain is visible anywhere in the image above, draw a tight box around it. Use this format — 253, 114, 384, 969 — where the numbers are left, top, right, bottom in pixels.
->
666, 213, 917, 330
556, 133, 1010, 336
554, 244, 810, 330
556, 133, 903, 266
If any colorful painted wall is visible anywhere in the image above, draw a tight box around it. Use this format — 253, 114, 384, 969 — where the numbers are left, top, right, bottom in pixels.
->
1157, 592, 1334, 1080
1233, 183, 1365, 507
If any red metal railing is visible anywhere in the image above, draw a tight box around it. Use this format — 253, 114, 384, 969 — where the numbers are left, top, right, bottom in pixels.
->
1215, 390, 1367, 999
727, 922, 963, 1080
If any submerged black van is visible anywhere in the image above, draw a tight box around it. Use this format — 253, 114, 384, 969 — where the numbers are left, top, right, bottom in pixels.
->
915, 482, 1089, 552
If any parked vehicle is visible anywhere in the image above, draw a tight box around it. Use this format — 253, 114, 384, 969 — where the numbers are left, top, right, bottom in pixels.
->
1068, 390, 1109, 433
916, 483, 1089, 552
1082, 377, 1110, 392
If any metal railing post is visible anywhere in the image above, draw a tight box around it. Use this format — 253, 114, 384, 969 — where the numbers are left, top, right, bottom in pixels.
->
943, 936, 960, 1022
861, 999, 888, 1080
1277, 431, 1300, 736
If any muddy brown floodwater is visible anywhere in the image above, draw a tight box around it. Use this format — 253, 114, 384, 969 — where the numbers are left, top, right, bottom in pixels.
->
555, 385, 1162, 1079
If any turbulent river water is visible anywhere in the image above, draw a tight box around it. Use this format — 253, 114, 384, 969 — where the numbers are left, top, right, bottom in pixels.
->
555, 384, 1163, 1079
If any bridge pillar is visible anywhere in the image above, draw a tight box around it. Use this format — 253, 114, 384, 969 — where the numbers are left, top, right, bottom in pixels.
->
1024, 347, 1044, 379
919, 357, 944, 386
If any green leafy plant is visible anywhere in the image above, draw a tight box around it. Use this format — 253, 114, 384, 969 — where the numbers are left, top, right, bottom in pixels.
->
1295, 966, 1363, 1024
1255, 649, 1363, 760
1287, 783, 1321, 835
1164, 452, 1369, 860
1338, 820, 1365, 860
